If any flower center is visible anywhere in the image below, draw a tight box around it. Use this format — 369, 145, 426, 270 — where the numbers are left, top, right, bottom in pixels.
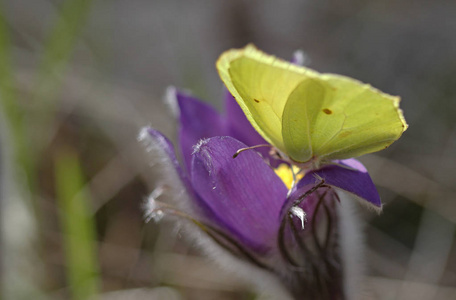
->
274, 164, 304, 190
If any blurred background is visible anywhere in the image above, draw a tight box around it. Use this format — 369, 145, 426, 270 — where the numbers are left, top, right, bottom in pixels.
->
1, 0, 455, 299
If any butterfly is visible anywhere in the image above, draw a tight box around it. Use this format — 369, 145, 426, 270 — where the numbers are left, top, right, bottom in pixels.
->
217, 44, 407, 170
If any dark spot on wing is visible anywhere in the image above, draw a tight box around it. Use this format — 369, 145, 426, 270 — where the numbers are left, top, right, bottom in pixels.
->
323, 108, 332, 114
254, 99, 260, 103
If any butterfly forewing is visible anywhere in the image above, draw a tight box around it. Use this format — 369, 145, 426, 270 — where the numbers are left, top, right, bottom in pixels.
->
217, 45, 317, 154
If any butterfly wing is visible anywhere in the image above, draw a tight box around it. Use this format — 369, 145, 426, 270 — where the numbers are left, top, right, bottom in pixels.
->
217, 44, 407, 164
217, 44, 317, 154
282, 73, 407, 163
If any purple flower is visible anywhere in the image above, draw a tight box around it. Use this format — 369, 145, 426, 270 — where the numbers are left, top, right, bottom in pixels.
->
140, 88, 380, 298
139, 52, 384, 299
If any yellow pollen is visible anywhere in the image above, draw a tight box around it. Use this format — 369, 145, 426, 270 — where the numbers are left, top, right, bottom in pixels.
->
274, 164, 304, 190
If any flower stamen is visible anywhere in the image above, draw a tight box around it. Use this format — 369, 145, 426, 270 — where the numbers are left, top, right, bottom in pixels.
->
274, 164, 304, 191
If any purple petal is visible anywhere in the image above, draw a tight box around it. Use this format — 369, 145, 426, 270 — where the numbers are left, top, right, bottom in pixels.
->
191, 136, 288, 252
140, 127, 231, 223
139, 128, 196, 191
140, 128, 185, 180
174, 89, 227, 173
301, 159, 382, 210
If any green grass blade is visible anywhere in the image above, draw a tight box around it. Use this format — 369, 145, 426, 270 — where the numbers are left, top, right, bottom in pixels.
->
0, 8, 36, 190
34, 0, 94, 121
55, 148, 99, 300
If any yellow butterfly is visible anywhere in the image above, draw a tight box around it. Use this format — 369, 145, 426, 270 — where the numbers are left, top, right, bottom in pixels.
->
217, 44, 407, 170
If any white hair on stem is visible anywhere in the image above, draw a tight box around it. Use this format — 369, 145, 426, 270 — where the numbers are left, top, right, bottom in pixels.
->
164, 86, 179, 118
290, 206, 307, 229
337, 191, 365, 300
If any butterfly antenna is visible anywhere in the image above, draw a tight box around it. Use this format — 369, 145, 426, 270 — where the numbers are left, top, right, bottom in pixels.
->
232, 144, 272, 158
